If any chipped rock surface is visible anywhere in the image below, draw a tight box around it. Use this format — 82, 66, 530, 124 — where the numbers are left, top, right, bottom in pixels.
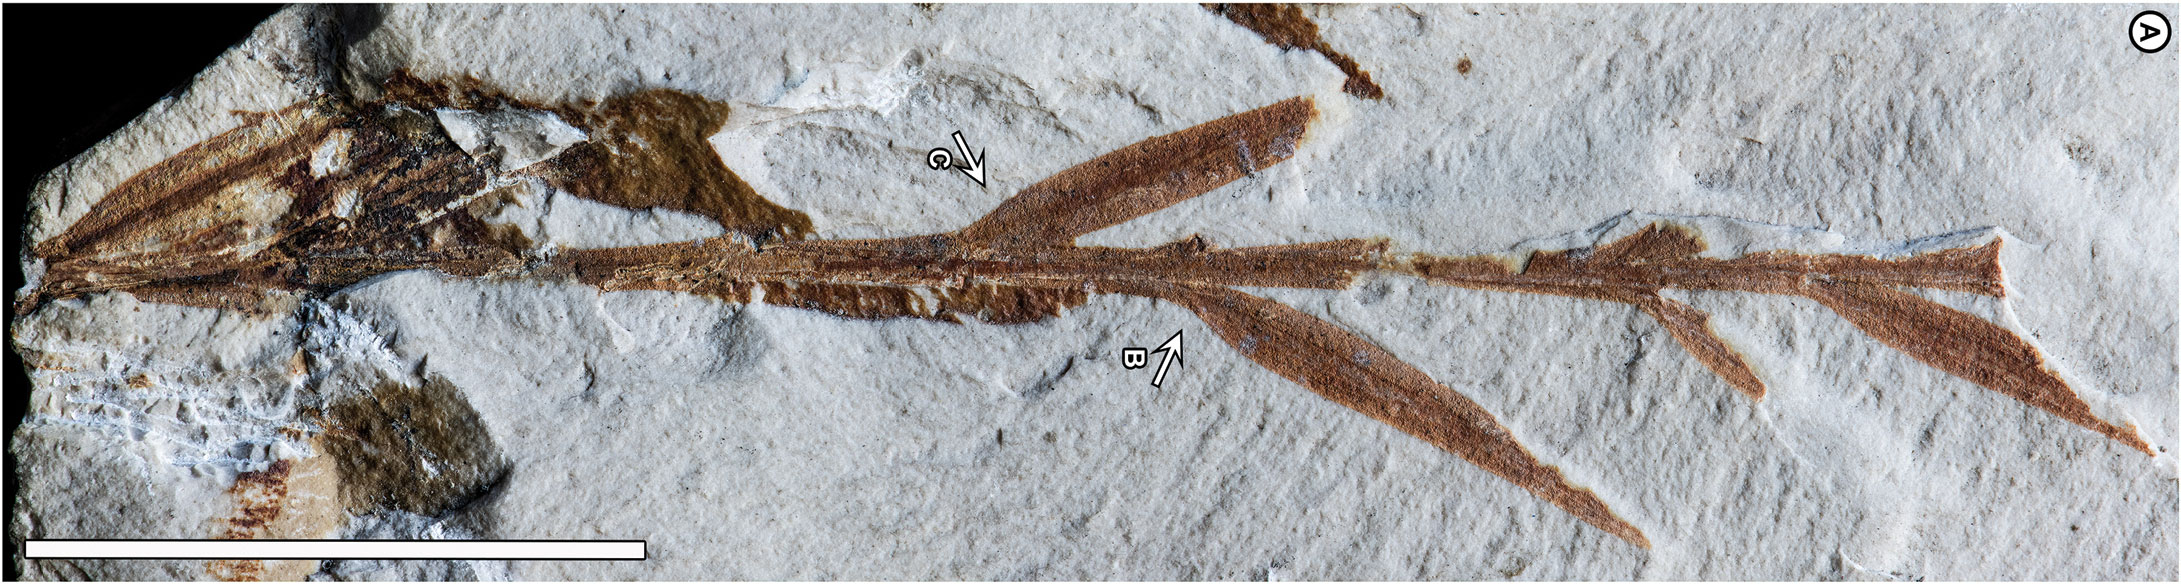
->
9, 4, 2176, 580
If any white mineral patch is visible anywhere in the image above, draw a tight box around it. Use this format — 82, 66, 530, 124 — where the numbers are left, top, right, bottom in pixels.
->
10, 3, 2174, 581
433, 107, 588, 171
309, 129, 353, 178
767, 55, 923, 116
537, 190, 728, 251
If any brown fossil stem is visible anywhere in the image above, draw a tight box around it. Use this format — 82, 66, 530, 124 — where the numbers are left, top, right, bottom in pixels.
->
1390, 224, 2005, 299
1386, 223, 2149, 455
563, 234, 1386, 295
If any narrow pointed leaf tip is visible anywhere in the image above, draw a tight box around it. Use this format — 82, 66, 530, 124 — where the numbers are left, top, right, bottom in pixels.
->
1802, 280, 2153, 455
957, 96, 1317, 250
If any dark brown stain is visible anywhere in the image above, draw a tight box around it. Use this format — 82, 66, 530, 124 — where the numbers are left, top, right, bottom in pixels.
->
542, 89, 813, 243
321, 376, 507, 516
1456, 57, 1473, 75
1205, 3, 1386, 99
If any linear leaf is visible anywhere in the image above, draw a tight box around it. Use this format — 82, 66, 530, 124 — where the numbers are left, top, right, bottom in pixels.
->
1801, 279, 2151, 454
955, 97, 1316, 250
1107, 280, 1650, 547
1631, 294, 1766, 399
34, 103, 335, 260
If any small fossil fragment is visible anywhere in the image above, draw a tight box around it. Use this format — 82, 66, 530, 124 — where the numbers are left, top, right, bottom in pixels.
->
1204, 3, 1386, 99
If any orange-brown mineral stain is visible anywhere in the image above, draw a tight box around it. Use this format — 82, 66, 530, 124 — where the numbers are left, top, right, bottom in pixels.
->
204, 461, 290, 581
204, 443, 341, 581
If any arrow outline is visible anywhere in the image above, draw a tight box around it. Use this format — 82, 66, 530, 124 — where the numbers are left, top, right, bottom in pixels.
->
1150, 330, 1183, 387
950, 130, 986, 187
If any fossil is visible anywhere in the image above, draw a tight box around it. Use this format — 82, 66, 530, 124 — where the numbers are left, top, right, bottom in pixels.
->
18, 69, 2153, 551
1203, 3, 1385, 100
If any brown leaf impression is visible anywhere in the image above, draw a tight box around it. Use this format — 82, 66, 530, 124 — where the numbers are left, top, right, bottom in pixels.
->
22, 76, 2153, 548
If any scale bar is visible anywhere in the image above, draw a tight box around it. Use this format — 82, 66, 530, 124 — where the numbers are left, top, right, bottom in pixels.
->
24, 540, 645, 561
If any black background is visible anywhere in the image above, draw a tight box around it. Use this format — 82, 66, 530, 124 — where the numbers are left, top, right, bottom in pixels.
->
5, 4, 285, 578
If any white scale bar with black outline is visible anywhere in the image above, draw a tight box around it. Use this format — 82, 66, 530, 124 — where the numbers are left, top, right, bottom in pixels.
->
24, 539, 646, 561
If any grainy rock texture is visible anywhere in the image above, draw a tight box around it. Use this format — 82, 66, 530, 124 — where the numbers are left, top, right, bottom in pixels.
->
10, 4, 2176, 580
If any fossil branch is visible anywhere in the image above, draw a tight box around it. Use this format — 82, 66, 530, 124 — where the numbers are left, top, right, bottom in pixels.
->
20, 75, 2151, 548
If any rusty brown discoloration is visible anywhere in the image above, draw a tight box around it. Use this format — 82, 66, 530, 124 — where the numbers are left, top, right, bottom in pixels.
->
1204, 3, 1385, 99
1632, 294, 1766, 399
221, 460, 295, 535
204, 449, 340, 581
1457, 57, 1473, 75
207, 460, 292, 581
